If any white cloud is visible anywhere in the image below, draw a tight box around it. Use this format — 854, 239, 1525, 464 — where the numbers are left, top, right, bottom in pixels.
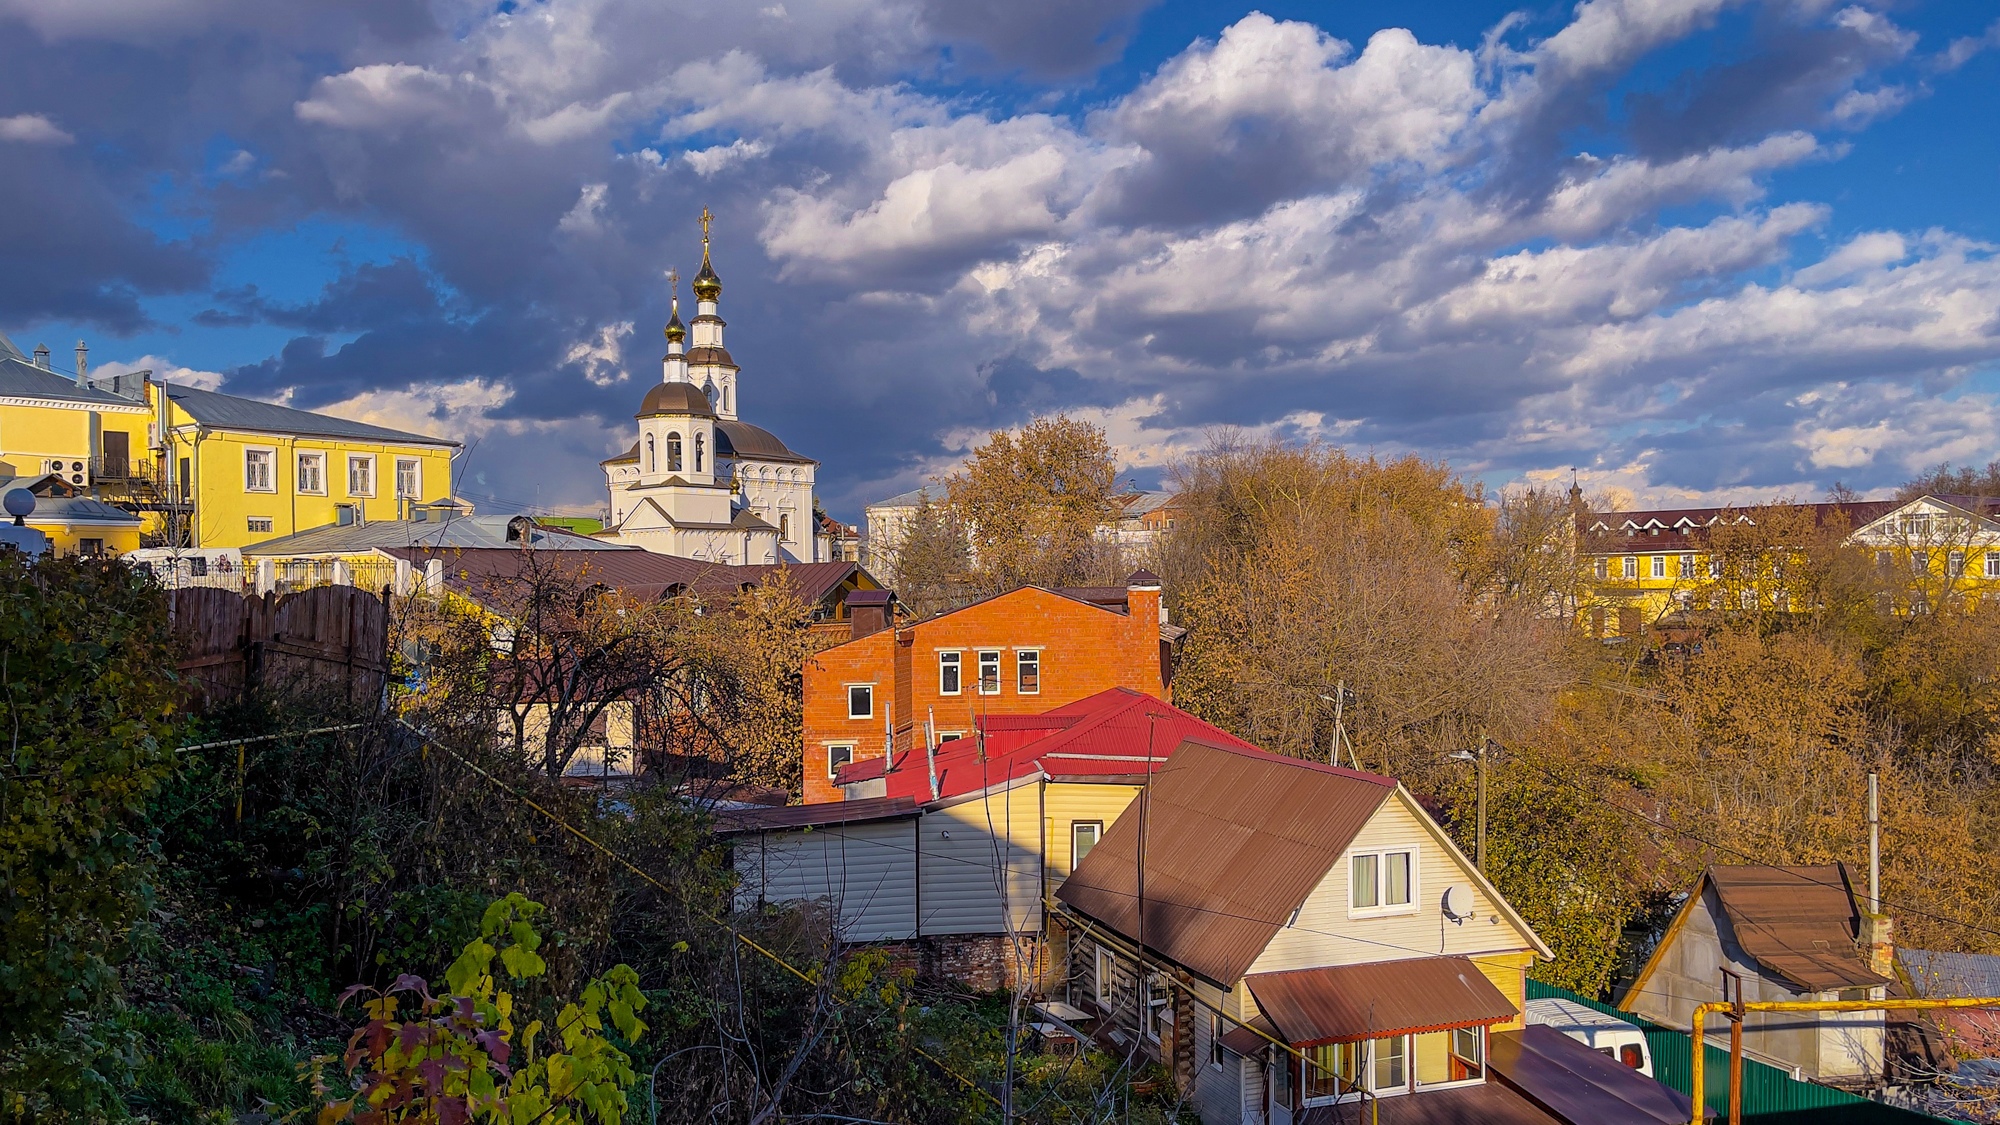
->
682, 137, 771, 176
557, 183, 612, 236
563, 320, 635, 386
90, 356, 225, 391
295, 64, 468, 132
0, 114, 74, 145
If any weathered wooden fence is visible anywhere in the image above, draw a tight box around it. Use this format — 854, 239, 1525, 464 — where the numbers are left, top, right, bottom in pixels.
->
172, 585, 390, 709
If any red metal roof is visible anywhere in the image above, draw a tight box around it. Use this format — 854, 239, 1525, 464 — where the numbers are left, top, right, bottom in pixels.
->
1487, 1025, 1704, 1124
844, 687, 1260, 802
1245, 957, 1517, 1045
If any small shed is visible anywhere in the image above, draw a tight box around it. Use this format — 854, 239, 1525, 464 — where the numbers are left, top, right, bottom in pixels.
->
1621, 865, 1889, 1086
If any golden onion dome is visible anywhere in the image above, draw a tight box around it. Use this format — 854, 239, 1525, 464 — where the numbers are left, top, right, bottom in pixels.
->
664, 296, 686, 343
692, 246, 721, 302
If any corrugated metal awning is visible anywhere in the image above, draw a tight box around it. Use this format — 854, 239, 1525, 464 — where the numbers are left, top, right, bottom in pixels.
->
1246, 957, 1517, 1045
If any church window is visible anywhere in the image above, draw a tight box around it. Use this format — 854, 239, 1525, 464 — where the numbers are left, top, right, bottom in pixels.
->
779, 513, 790, 539
645, 434, 655, 472
695, 433, 705, 472
667, 432, 683, 472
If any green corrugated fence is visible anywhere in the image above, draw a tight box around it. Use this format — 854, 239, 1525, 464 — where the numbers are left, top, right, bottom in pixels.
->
1524, 980, 1949, 1123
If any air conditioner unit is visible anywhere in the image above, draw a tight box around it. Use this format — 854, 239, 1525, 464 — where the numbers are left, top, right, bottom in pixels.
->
42, 458, 89, 486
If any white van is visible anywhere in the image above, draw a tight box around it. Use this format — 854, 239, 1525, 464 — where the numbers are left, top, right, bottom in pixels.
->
1525, 997, 1654, 1077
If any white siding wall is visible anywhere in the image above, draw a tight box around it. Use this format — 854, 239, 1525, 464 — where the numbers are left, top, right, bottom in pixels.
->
1188, 977, 1245, 1125
735, 819, 919, 941
917, 783, 1043, 937
1249, 789, 1536, 975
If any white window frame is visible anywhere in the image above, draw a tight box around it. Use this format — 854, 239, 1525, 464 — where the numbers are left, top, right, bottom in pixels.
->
1302, 1034, 1446, 1106
347, 454, 376, 497
1208, 1012, 1223, 1070
1016, 648, 1041, 695
826, 743, 854, 779
296, 451, 326, 495
1143, 971, 1170, 1043
845, 683, 874, 720
1095, 946, 1115, 1007
976, 649, 1002, 695
1650, 555, 1665, 579
938, 650, 962, 696
246, 516, 274, 534
1948, 550, 1966, 577
1987, 552, 2000, 579
1621, 556, 1637, 579
1071, 820, 1102, 873
1347, 848, 1418, 917
395, 457, 421, 499
243, 447, 276, 493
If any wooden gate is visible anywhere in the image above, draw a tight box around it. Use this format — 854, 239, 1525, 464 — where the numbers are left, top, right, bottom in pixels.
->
173, 585, 389, 709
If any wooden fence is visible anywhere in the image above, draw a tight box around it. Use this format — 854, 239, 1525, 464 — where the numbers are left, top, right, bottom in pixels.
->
172, 584, 390, 709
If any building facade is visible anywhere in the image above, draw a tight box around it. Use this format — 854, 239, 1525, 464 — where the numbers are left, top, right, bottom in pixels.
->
1579, 494, 2000, 637
599, 232, 828, 564
798, 571, 1179, 803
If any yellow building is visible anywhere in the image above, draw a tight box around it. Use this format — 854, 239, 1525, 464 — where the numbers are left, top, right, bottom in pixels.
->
0, 333, 460, 552
1578, 494, 2000, 637
151, 381, 459, 549
0, 338, 152, 556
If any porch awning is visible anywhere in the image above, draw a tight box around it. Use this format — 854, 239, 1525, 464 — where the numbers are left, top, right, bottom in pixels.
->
1244, 956, 1517, 1046
1218, 1015, 1281, 1057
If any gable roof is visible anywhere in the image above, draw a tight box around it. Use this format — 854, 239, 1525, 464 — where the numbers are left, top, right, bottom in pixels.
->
0, 354, 151, 410
1704, 864, 1886, 992
865, 484, 945, 511
373, 545, 871, 608
165, 383, 458, 447
839, 687, 1261, 801
1056, 739, 1397, 986
244, 515, 624, 556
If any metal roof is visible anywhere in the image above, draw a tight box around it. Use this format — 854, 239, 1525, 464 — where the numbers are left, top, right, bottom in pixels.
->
0, 356, 148, 408
1295, 1081, 1561, 1124
716, 419, 814, 465
243, 516, 625, 556
1056, 739, 1397, 986
1244, 957, 1518, 1045
713, 795, 918, 833
165, 383, 458, 447
637, 381, 714, 418
1487, 1025, 1701, 1125
1705, 864, 1887, 992
866, 484, 944, 510
1901, 949, 2000, 1000
372, 545, 869, 608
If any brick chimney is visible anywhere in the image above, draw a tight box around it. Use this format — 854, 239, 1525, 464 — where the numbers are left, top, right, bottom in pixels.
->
1126, 569, 1162, 685
848, 589, 893, 641
1862, 912, 1895, 980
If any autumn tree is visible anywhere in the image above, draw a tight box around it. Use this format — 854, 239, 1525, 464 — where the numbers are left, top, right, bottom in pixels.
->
944, 414, 1122, 594
889, 495, 975, 618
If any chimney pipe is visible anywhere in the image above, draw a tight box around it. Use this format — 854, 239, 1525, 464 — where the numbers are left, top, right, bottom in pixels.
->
1862, 772, 1895, 978
74, 340, 88, 386
33, 343, 49, 370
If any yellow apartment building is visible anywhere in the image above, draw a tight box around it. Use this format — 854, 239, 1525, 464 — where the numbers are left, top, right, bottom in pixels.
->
1578, 493, 2000, 637
150, 381, 459, 549
0, 333, 460, 552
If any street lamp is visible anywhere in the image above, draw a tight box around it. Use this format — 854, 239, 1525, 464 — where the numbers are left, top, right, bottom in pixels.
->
1450, 731, 1494, 873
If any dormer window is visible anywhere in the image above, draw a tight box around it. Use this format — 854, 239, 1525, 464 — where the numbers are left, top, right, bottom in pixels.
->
667, 432, 683, 472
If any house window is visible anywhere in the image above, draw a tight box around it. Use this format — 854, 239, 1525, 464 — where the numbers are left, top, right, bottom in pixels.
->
1071, 821, 1102, 873
246, 517, 273, 535
1677, 554, 1695, 578
1709, 556, 1723, 579
1650, 555, 1665, 579
939, 651, 962, 695
1621, 556, 1637, 579
1592, 557, 1608, 580
395, 458, 421, 499
1415, 1027, 1485, 1088
1209, 1012, 1223, 1069
827, 744, 854, 778
1987, 553, 2000, 579
1144, 972, 1170, 1042
667, 432, 683, 472
1095, 946, 1115, 1007
1374, 1035, 1407, 1091
244, 448, 275, 492
846, 684, 873, 719
297, 452, 325, 495
1350, 850, 1414, 913
348, 455, 375, 497
977, 650, 1001, 694
1949, 550, 1966, 577
1017, 650, 1041, 694
77, 538, 104, 557
779, 512, 790, 540
1304, 1042, 1361, 1101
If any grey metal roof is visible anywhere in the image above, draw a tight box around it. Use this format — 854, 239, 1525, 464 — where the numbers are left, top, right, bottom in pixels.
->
715, 419, 814, 465
1901, 949, 2000, 999
167, 384, 459, 447
242, 515, 628, 556
0, 356, 149, 409
0, 477, 142, 526
867, 484, 944, 510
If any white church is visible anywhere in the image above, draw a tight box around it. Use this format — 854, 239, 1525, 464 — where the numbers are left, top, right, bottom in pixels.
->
599, 224, 827, 563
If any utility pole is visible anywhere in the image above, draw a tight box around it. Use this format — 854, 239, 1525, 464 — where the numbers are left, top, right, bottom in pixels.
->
1867, 771, 1880, 914
1720, 968, 1745, 1125
1450, 731, 1491, 872
1318, 683, 1357, 768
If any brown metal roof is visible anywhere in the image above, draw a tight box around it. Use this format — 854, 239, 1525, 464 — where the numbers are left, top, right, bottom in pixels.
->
637, 380, 715, 418
1487, 1025, 1705, 1125
1217, 1014, 1280, 1057
1055, 739, 1396, 986
377, 547, 870, 610
712, 795, 919, 833
1705, 864, 1888, 992
1295, 1082, 1560, 1124
1245, 957, 1517, 1045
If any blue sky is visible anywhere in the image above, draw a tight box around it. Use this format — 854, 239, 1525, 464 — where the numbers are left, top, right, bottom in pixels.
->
2, 0, 1997, 518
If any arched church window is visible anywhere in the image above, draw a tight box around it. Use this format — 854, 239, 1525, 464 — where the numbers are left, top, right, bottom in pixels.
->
695, 433, 705, 472
779, 513, 790, 539
667, 432, 683, 472
645, 434, 655, 472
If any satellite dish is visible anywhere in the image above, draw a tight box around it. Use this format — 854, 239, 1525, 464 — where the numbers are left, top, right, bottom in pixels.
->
1442, 885, 1473, 922
4, 489, 35, 520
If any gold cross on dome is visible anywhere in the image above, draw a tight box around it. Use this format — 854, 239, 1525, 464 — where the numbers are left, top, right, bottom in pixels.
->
666, 267, 679, 295
699, 206, 713, 242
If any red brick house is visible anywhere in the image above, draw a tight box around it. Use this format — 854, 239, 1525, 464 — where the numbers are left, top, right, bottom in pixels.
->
799, 570, 1179, 803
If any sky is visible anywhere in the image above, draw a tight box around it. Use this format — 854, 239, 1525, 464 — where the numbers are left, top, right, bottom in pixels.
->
2, 0, 1998, 519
